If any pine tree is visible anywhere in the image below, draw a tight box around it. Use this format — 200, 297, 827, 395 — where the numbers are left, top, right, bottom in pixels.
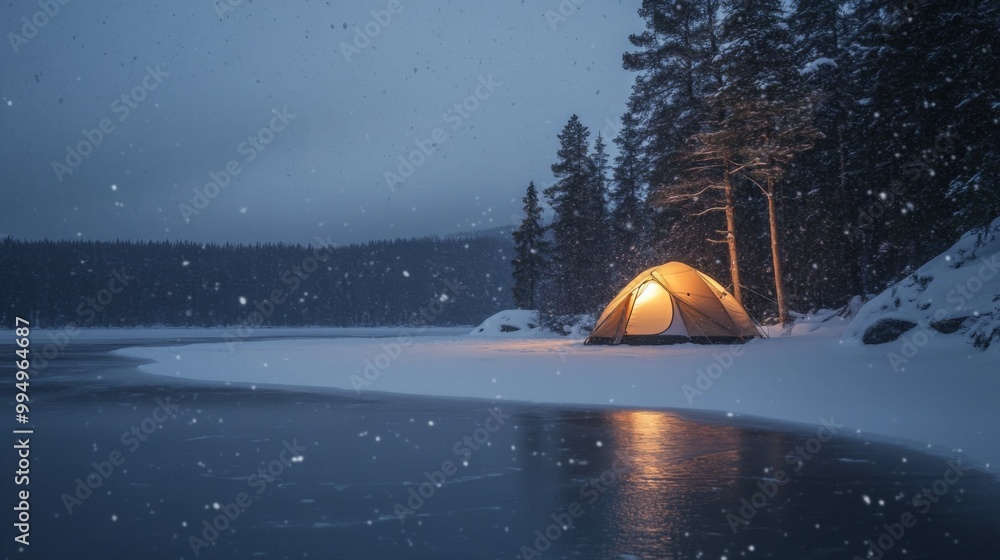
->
588, 133, 612, 291
625, 0, 737, 286
545, 115, 601, 315
714, 0, 823, 324
609, 111, 648, 281
511, 182, 547, 309
624, 0, 720, 189
676, 107, 747, 304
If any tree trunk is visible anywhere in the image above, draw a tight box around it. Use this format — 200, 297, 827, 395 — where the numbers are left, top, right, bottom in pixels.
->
723, 159, 743, 304
767, 177, 790, 325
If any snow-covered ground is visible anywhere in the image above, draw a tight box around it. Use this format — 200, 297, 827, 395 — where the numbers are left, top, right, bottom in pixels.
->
114, 316, 999, 472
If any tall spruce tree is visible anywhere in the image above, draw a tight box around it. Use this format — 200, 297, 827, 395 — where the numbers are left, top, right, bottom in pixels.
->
544, 115, 604, 315
624, 0, 719, 189
588, 133, 612, 291
610, 111, 648, 281
511, 182, 548, 309
625, 0, 738, 287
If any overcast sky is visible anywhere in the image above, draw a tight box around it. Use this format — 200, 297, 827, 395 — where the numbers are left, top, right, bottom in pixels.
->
1, 0, 643, 246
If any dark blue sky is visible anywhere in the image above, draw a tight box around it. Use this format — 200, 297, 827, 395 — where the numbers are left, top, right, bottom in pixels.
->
2, 0, 643, 245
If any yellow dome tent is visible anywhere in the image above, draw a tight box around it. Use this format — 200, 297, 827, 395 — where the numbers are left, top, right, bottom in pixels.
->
585, 262, 764, 345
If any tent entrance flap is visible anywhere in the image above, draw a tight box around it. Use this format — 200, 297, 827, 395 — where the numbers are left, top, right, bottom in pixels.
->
612, 292, 634, 345
589, 292, 634, 344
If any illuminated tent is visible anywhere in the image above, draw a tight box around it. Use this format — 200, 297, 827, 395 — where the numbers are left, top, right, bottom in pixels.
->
585, 262, 763, 345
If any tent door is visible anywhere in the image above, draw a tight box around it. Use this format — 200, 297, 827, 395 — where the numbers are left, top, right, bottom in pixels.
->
612, 292, 635, 345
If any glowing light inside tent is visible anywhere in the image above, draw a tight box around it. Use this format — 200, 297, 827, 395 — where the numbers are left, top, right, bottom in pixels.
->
626, 282, 673, 335
633, 282, 660, 309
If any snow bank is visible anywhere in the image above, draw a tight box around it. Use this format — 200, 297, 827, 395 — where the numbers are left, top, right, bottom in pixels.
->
469, 309, 542, 337
116, 323, 1000, 471
843, 218, 1000, 348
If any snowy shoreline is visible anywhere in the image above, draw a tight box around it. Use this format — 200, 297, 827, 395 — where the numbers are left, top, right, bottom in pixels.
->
110, 323, 1000, 472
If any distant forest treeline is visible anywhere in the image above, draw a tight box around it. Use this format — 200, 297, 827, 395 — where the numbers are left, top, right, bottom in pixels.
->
0, 234, 514, 328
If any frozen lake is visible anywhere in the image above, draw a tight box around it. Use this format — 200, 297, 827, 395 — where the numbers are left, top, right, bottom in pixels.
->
7, 333, 1000, 559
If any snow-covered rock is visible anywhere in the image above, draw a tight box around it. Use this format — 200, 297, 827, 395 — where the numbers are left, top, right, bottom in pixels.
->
469, 309, 542, 337
843, 218, 1000, 349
